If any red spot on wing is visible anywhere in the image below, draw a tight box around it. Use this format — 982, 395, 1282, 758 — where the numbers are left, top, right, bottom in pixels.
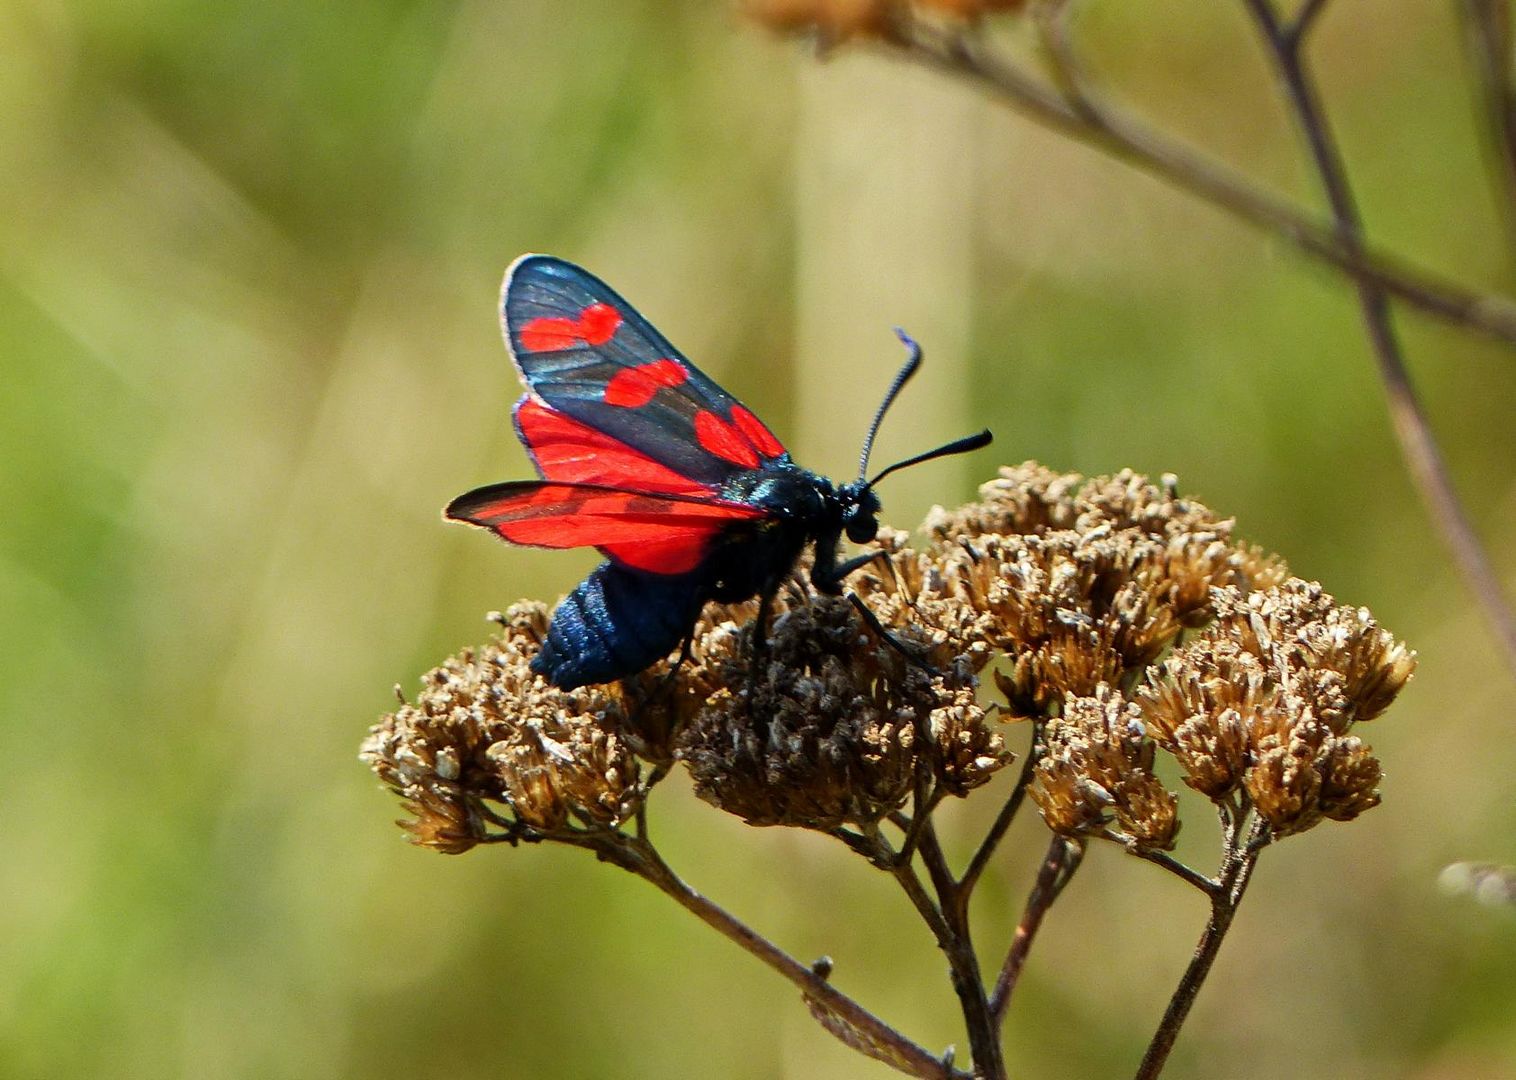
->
694, 410, 760, 469
604, 359, 689, 407
516, 399, 707, 496
518, 302, 624, 352
577, 303, 621, 344
730, 404, 786, 458
518, 317, 579, 353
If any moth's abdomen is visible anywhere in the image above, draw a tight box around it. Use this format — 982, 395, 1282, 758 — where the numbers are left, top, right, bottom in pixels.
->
532, 562, 707, 689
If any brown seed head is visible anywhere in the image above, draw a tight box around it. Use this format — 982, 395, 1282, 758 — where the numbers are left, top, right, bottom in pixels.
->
676, 589, 1009, 830
925, 466, 1287, 716
360, 603, 644, 852
1137, 582, 1411, 836
1135, 643, 1279, 799
370, 463, 1411, 857
1031, 685, 1180, 850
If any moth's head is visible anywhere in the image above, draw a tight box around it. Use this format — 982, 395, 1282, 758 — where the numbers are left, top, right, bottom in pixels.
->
837, 481, 882, 545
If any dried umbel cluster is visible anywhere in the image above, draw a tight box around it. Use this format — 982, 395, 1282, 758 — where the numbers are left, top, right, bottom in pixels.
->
922, 465, 1412, 846
1033, 685, 1180, 850
1133, 582, 1415, 836
925, 464, 1288, 716
675, 562, 1009, 829
361, 604, 644, 853
364, 463, 1413, 856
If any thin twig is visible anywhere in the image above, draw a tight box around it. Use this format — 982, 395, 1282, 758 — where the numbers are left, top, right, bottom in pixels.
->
863, 822, 957, 944
1241, 0, 1516, 679
959, 735, 1040, 896
1131, 833, 1263, 1080
894, 24, 1516, 351
895, 768, 945, 867
634, 762, 670, 842
1097, 831, 1220, 896
916, 820, 1008, 1080
611, 834, 968, 1080
1033, 0, 1097, 124
1284, 0, 1331, 45
1459, 0, 1516, 251
916, 817, 960, 910
989, 835, 1084, 1024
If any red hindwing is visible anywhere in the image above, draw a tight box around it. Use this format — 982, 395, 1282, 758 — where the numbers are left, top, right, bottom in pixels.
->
445, 480, 763, 574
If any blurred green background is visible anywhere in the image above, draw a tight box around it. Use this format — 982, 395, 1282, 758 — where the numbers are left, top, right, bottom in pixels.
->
4, 1, 1515, 1077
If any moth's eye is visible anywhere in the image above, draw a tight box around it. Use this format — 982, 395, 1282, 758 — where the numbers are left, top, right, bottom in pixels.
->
846, 515, 878, 544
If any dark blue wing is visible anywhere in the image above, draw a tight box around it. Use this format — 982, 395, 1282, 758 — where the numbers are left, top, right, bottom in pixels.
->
502, 254, 789, 488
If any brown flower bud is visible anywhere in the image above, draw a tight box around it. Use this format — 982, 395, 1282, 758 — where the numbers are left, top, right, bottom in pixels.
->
924, 466, 1287, 716
1137, 582, 1411, 837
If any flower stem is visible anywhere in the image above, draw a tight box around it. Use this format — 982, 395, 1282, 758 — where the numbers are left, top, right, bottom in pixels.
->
1457, 0, 1516, 254
1132, 836, 1262, 1080
916, 820, 1010, 1080
602, 834, 967, 1080
990, 835, 1083, 1024
1131, 807, 1268, 1080
1102, 834, 1219, 896
959, 733, 1040, 896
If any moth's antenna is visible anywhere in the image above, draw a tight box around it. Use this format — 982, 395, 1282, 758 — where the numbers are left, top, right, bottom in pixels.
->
856, 328, 923, 482
865, 429, 993, 491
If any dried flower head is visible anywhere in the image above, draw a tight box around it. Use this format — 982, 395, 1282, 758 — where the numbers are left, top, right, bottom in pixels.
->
1135, 582, 1413, 836
1135, 642, 1273, 799
361, 604, 645, 852
676, 587, 1010, 829
922, 467, 1285, 716
1031, 684, 1179, 850
1208, 581, 1416, 729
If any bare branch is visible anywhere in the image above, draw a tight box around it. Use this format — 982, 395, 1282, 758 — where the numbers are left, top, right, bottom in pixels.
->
1459, 0, 1516, 250
893, 23, 1516, 352
990, 836, 1084, 1024
1097, 830, 1220, 896
1132, 837, 1264, 1080
1241, 0, 1516, 680
617, 835, 969, 1080
959, 734, 1040, 896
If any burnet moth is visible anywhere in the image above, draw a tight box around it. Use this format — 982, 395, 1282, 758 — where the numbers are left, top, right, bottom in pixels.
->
446, 255, 992, 689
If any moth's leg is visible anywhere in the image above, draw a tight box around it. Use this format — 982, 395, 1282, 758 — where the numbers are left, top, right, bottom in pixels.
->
750, 586, 775, 677
847, 592, 939, 676
650, 631, 697, 700
831, 550, 886, 586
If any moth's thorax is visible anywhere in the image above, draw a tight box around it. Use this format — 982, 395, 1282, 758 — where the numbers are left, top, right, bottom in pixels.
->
721, 458, 838, 523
